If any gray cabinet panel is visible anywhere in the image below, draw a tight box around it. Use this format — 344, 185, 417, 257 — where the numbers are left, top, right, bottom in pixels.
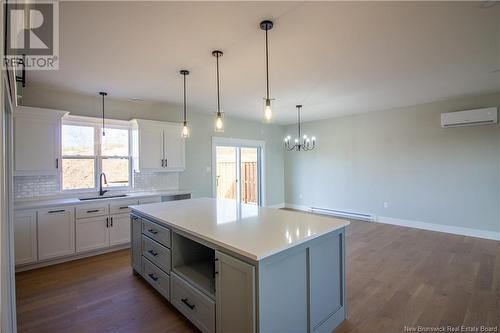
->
258, 247, 308, 333
215, 251, 255, 333
131, 215, 142, 273
310, 231, 343, 331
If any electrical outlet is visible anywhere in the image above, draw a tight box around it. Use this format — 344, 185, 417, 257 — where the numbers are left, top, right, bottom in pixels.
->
383, 202, 389, 209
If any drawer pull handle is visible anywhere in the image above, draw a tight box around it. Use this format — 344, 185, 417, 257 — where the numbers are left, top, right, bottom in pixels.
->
148, 229, 158, 235
119, 206, 129, 209
87, 209, 99, 213
181, 298, 195, 310
147, 249, 158, 256
148, 273, 158, 281
48, 209, 65, 214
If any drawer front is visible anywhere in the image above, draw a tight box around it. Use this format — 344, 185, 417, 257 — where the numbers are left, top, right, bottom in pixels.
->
142, 256, 170, 300
142, 219, 171, 248
171, 272, 215, 333
142, 235, 171, 273
109, 199, 138, 215
76, 203, 109, 219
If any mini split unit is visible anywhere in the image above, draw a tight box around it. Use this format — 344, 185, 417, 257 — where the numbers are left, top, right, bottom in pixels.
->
441, 107, 498, 128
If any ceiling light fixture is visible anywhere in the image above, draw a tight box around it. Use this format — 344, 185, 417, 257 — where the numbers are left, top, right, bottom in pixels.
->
260, 20, 274, 123
99, 91, 107, 136
212, 50, 224, 132
180, 69, 190, 138
284, 105, 316, 151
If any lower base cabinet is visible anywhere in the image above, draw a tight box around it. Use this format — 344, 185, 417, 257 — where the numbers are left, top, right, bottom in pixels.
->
14, 210, 37, 265
143, 257, 170, 300
76, 216, 110, 252
38, 207, 75, 260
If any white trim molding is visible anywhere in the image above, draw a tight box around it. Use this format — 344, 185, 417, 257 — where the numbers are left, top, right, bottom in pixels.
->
376, 216, 500, 241
266, 203, 285, 209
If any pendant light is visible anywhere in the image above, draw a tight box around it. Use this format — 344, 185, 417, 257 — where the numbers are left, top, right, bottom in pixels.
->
99, 92, 107, 136
260, 20, 274, 123
212, 50, 224, 132
180, 69, 190, 138
284, 105, 316, 151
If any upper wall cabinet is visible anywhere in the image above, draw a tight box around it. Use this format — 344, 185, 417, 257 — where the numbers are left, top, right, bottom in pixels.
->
132, 119, 185, 172
13, 106, 68, 176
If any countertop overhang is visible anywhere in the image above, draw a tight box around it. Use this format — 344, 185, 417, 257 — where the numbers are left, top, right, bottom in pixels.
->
131, 197, 349, 261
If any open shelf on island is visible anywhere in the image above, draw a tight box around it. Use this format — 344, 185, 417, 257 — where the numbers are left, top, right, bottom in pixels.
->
171, 233, 215, 299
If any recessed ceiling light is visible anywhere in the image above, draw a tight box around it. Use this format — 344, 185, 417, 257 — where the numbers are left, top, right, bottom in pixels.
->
129, 97, 144, 102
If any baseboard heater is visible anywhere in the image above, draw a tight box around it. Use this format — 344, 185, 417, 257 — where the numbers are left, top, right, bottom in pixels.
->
309, 207, 375, 221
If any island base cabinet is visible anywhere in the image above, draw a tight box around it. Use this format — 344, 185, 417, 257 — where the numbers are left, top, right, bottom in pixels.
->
171, 272, 215, 333
131, 216, 142, 273
215, 251, 255, 333
142, 257, 170, 300
37, 207, 75, 261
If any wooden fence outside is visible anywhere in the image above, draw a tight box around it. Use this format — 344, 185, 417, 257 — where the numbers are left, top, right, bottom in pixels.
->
216, 162, 258, 204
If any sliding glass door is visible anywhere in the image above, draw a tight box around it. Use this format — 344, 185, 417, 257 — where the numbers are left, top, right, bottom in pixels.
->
213, 140, 263, 206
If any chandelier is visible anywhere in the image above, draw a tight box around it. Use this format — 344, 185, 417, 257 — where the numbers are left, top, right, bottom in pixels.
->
284, 105, 316, 151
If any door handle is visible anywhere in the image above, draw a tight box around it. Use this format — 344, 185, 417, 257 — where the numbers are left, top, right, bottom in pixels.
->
106, 217, 109, 228
56, 158, 59, 169
147, 229, 158, 235
147, 249, 158, 256
165, 158, 168, 167
48, 209, 65, 214
86, 209, 99, 213
110, 217, 113, 227
161, 159, 164, 167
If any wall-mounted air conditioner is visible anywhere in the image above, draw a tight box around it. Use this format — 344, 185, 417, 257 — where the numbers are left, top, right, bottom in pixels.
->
441, 107, 498, 128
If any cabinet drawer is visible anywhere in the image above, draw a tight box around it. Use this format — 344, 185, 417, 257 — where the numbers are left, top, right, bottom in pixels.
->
142, 256, 170, 300
142, 219, 170, 248
109, 199, 138, 215
76, 203, 108, 219
171, 272, 215, 333
142, 235, 171, 273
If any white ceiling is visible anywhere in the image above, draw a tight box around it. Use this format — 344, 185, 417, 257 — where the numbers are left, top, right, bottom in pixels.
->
28, 1, 500, 124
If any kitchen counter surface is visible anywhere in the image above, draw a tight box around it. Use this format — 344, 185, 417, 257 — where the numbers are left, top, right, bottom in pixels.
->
14, 189, 192, 210
130, 197, 349, 261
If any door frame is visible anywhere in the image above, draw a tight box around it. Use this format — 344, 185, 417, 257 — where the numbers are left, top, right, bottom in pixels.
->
211, 137, 266, 206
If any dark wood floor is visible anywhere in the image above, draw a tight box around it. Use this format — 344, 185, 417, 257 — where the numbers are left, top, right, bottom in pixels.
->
16, 218, 500, 333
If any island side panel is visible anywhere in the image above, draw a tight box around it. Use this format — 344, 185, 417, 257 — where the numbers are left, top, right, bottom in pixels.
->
258, 245, 309, 333
309, 229, 345, 333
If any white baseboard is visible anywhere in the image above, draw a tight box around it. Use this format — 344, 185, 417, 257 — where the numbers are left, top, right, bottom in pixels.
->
283, 203, 500, 241
376, 216, 500, 241
266, 203, 286, 209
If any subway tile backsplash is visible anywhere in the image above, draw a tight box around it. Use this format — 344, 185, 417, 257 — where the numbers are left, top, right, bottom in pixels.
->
14, 172, 179, 199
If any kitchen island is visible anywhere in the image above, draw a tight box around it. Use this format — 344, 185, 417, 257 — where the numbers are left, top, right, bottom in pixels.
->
130, 198, 349, 333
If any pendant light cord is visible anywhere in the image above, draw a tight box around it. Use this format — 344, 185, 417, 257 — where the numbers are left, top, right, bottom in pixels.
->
297, 106, 301, 140
183, 73, 187, 123
216, 54, 221, 114
101, 93, 105, 136
265, 28, 270, 99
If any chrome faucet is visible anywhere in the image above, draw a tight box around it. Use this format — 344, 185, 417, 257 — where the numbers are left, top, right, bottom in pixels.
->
99, 173, 108, 196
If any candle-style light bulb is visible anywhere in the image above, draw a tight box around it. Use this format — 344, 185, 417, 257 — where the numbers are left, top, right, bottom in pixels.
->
215, 112, 224, 132
181, 122, 190, 138
264, 98, 272, 122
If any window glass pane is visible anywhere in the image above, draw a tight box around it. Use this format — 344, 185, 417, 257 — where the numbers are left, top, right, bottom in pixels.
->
62, 158, 95, 190
62, 125, 94, 156
102, 128, 129, 156
215, 146, 237, 200
241, 147, 258, 204
102, 158, 129, 187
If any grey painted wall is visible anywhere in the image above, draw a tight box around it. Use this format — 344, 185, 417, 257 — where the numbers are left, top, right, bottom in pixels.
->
20, 84, 285, 206
284, 92, 500, 233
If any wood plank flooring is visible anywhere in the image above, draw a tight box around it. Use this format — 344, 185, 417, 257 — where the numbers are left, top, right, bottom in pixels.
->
16, 218, 500, 333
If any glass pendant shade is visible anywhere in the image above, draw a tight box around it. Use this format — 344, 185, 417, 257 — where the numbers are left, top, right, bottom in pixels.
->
181, 121, 190, 138
264, 98, 272, 123
215, 112, 224, 132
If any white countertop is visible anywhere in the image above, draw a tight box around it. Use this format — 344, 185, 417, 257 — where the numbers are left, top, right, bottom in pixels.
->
14, 189, 192, 210
130, 197, 349, 261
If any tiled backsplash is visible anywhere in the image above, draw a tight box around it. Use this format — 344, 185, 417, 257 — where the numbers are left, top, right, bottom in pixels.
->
14, 172, 179, 199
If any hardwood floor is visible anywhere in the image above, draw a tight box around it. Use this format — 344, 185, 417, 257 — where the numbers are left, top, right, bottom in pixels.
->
16, 219, 499, 333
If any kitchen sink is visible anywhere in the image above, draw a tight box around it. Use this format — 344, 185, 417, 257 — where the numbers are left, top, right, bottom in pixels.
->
79, 194, 129, 201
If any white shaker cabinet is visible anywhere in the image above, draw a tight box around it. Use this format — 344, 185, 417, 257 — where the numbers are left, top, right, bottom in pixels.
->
37, 206, 75, 260
132, 119, 185, 172
13, 106, 67, 176
76, 216, 110, 252
109, 213, 131, 246
14, 210, 37, 265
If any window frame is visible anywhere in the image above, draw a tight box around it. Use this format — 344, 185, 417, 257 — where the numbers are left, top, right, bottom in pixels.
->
61, 115, 132, 193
